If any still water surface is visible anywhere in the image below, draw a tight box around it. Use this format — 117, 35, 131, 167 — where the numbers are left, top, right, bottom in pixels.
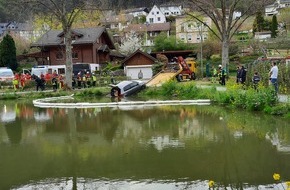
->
0, 100, 290, 190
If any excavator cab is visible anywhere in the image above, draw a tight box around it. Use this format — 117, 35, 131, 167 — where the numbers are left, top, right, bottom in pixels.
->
185, 57, 197, 74
175, 56, 196, 81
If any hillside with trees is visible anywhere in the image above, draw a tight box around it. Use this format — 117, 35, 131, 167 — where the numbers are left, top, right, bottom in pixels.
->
0, 0, 178, 22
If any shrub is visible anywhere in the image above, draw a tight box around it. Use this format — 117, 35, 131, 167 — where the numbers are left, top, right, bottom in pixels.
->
74, 88, 104, 97
142, 81, 282, 114
160, 80, 179, 97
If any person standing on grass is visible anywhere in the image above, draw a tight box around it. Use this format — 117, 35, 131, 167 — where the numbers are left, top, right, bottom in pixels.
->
252, 71, 260, 90
269, 62, 279, 94
77, 72, 82, 89
240, 66, 247, 85
218, 65, 226, 86
52, 77, 58, 92
20, 73, 26, 90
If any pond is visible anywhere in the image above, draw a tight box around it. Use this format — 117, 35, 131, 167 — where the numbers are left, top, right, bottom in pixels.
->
0, 99, 290, 190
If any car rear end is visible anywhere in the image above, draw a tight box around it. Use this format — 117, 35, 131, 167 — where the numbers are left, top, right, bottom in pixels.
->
0, 68, 14, 88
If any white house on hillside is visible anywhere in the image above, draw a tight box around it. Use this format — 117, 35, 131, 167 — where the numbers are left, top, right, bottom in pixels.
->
265, 0, 290, 16
233, 11, 241, 19
146, 5, 167, 24
0, 22, 42, 41
160, 3, 182, 17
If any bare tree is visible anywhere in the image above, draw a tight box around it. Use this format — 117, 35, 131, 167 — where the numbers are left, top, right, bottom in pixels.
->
185, 0, 272, 69
20, 0, 101, 89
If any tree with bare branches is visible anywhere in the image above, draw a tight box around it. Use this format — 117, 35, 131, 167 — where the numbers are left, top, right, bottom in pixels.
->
185, 0, 272, 70
16, 0, 101, 89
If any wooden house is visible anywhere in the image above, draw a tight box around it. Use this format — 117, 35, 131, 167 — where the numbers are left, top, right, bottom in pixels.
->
30, 27, 116, 66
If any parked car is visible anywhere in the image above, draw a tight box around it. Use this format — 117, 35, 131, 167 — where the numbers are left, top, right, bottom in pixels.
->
0, 68, 14, 82
110, 80, 146, 97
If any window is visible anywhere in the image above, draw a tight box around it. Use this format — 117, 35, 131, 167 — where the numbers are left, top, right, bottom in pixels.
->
181, 26, 184, 32
180, 34, 185, 41
58, 68, 65, 74
188, 34, 192, 41
149, 18, 153, 23
56, 51, 64, 60
188, 24, 192, 29
157, 11, 159, 14
157, 17, 161, 21
152, 12, 154, 15
124, 82, 138, 91
72, 52, 78, 59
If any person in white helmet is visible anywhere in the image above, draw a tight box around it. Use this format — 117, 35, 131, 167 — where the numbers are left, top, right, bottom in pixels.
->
218, 65, 226, 85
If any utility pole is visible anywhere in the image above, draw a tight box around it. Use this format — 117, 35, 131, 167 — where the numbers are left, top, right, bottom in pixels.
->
197, 22, 204, 78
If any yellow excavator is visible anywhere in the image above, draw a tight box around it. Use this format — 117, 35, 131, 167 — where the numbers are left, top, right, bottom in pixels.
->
146, 54, 197, 87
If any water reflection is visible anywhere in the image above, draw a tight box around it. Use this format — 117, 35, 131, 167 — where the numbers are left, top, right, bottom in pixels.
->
0, 101, 290, 190
0, 105, 16, 123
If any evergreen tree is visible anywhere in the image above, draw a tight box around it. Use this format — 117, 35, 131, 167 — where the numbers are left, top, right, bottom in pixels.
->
0, 34, 18, 70
253, 11, 265, 34
271, 15, 278, 38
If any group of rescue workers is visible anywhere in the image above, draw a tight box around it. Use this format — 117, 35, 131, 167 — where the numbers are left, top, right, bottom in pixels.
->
12, 70, 99, 91
75, 71, 97, 89
12, 73, 31, 90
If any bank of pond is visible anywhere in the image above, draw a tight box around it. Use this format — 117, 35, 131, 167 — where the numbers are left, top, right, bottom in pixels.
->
0, 80, 289, 118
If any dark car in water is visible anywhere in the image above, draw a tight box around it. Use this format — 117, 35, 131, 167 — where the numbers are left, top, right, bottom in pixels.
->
110, 80, 146, 97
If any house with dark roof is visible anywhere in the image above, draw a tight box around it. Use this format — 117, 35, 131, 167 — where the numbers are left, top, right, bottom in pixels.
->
124, 7, 150, 17
0, 22, 43, 41
30, 27, 116, 66
123, 22, 171, 46
121, 49, 157, 80
265, 0, 290, 16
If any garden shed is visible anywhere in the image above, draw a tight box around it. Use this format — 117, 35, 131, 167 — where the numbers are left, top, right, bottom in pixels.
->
122, 50, 157, 80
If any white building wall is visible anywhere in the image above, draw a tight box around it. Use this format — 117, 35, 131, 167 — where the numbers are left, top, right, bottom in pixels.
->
125, 65, 153, 80
160, 6, 182, 17
233, 11, 241, 19
146, 5, 166, 24
175, 16, 211, 44
254, 33, 271, 41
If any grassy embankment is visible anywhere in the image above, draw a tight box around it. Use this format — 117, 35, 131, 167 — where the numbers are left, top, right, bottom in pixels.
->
0, 78, 289, 118
139, 79, 290, 118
